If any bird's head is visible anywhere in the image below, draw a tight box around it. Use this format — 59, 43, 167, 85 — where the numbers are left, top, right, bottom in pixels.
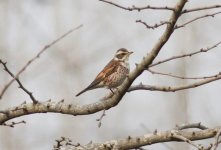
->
114, 48, 133, 62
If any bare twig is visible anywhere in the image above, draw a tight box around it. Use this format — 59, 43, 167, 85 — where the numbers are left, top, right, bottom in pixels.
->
211, 129, 221, 150
175, 122, 208, 130
54, 137, 77, 150
136, 20, 171, 29
182, 5, 221, 14
0, 24, 83, 99
147, 68, 220, 80
54, 137, 65, 150
0, 60, 38, 103
96, 110, 106, 128
171, 130, 201, 149
2, 120, 26, 128
149, 41, 221, 68
128, 73, 221, 92
135, 11, 221, 30
99, 0, 175, 11
175, 11, 221, 29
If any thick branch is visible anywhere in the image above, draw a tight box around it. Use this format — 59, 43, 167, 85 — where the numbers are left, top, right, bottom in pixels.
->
3, 73, 216, 125
0, 0, 187, 124
170, 130, 201, 149
55, 125, 221, 150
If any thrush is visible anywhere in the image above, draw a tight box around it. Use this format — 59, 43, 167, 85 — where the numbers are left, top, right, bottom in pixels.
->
76, 48, 133, 96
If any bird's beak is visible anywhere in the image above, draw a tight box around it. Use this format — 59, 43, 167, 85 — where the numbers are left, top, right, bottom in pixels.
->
128, 51, 133, 55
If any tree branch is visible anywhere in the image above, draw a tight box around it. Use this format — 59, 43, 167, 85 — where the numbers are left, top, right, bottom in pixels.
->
99, 0, 175, 12
96, 110, 106, 128
170, 130, 201, 149
175, 11, 221, 29
149, 40, 221, 68
0, 60, 38, 103
147, 68, 220, 80
128, 73, 221, 92
0, 0, 187, 124
136, 20, 171, 30
54, 124, 221, 150
54, 137, 77, 150
136, 11, 221, 30
2, 120, 26, 128
211, 129, 221, 150
3, 72, 218, 125
175, 122, 208, 130
0, 24, 83, 99
182, 5, 221, 14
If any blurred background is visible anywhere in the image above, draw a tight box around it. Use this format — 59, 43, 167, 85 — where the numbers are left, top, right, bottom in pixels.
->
0, 0, 221, 149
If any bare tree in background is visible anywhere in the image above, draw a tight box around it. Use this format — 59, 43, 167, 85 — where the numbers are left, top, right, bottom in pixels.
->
0, 0, 221, 149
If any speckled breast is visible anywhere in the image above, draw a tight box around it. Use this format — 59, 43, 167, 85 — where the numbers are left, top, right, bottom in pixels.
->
107, 65, 129, 88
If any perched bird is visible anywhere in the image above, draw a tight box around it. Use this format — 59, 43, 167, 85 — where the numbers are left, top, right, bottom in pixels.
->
76, 48, 133, 96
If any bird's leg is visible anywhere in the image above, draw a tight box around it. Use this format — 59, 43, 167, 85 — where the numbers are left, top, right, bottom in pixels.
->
110, 88, 114, 94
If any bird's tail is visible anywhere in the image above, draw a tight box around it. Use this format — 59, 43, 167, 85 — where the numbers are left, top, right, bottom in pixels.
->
75, 86, 91, 97
76, 79, 100, 96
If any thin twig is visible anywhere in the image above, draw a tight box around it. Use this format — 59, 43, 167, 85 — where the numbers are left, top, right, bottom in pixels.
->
54, 137, 77, 150
175, 122, 208, 130
136, 20, 171, 29
96, 110, 106, 128
99, 0, 175, 11
128, 73, 221, 92
2, 120, 26, 128
171, 130, 201, 149
147, 68, 220, 80
0, 24, 83, 99
0, 60, 38, 103
149, 41, 221, 68
211, 129, 221, 150
175, 11, 221, 29
182, 5, 221, 14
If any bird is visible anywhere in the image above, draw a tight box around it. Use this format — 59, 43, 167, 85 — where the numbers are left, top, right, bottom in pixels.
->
76, 48, 133, 96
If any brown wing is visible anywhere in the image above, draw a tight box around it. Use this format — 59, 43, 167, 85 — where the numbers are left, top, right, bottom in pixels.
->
75, 59, 119, 96
87, 59, 119, 89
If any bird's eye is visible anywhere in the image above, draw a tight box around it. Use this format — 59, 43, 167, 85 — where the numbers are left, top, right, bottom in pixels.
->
116, 53, 125, 59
